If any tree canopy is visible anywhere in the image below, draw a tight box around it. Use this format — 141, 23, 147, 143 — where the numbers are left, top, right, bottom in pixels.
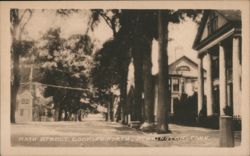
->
36, 27, 95, 117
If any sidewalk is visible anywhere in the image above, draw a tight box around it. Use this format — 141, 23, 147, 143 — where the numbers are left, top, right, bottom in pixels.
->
11, 113, 241, 147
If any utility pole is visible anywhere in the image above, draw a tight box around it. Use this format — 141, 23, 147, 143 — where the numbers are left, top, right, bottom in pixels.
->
29, 55, 34, 122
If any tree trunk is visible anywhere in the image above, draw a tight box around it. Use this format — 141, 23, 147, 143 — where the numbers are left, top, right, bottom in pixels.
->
54, 107, 59, 121
59, 107, 62, 121
11, 53, 20, 123
132, 49, 143, 122
119, 52, 130, 124
157, 10, 170, 133
110, 95, 114, 122
55, 106, 63, 121
116, 104, 121, 122
11, 88, 18, 123
119, 73, 128, 124
107, 99, 111, 121
10, 9, 33, 123
140, 37, 155, 131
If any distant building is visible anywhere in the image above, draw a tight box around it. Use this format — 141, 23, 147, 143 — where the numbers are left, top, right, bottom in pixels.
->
16, 90, 33, 122
15, 66, 53, 123
168, 56, 206, 115
153, 56, 206, 118
193, 10, 242, 118
15, 83, 53, 123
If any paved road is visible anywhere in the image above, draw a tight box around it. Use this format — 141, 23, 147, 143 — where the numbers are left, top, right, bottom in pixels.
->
11, 113, 241, 147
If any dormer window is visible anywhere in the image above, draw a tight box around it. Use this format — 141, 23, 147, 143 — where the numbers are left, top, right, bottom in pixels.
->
207, 12, 218, 35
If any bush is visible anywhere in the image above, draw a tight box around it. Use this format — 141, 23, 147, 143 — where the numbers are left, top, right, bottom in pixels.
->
223, 105, 233, 116
173, 92, 198, 124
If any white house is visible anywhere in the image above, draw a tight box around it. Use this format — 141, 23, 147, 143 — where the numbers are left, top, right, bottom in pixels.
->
193, 10, 242, 118
154, 55, 206, 119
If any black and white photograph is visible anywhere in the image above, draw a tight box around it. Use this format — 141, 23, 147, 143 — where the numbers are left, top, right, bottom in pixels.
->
0, 1, 250, 156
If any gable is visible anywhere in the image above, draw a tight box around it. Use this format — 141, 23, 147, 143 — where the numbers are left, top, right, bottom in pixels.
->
200, 11, 229, 41
193, 10, 241, 51
17, 90, 32, 99
169, 56, 198, 77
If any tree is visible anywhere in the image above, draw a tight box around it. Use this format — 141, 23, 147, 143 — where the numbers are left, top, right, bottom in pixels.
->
157, 10, 170, 133
37, 28, 94, 121
88, 9, 121, 37
156, 10, 201, 133
89, 9, 132, 123
118, 10, 201, 132
115, 10, 158, 129
91, 36, 131, 122
119, 9, 201, 132
10, 9, 33, 123
88, 9, 201, 129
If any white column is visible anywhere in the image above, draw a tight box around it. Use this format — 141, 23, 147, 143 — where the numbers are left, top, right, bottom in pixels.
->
170, 78, 174, 114
128, 114, 131, 124
232, 37, 241, 116
171, 97, 174, 114
154, 83, 158, 122
227, 84, 232, 107
198, 55, 204, 115
206, 53, 214, 116
179, 78, 182, 94
219, 44, 227, 115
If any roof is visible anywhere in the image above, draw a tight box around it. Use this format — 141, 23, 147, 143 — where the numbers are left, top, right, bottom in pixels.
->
193, 10, 241, 51
153, 55, 206, 79
169, 55, 198, 68
217, 10, 241, 22
168, 55, 206, 72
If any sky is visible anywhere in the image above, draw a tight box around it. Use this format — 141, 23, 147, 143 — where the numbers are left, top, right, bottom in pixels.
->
24, 10, 200, 75
24, 10, 113, 48
152, 18, 199, 74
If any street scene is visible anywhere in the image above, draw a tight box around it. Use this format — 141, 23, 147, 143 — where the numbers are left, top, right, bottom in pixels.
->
10, 9, 243, 148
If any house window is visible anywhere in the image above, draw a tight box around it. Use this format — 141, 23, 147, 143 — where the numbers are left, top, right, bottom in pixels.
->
172, 79, 180, 92
21, 98, 29, 104
20, 109, 24, 116
169, 79, 172, 91
207, 12, 218, 35
212, 50, 219, 79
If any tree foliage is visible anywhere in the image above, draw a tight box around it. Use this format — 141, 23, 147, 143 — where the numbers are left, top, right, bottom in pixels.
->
91, 39, 128, 89
88, 9, 121, 36
88, 9, 202, 124
37, 27, 95, 117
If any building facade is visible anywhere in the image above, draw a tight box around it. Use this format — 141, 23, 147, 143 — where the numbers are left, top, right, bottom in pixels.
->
193, 10, 242, 118
16, 90, 33, 122
153, 56, 206, 120
15, 83, 54, 123
168, 56, 205, 115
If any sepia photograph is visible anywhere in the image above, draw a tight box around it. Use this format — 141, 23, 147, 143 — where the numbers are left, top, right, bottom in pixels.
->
1, 1, 250, 156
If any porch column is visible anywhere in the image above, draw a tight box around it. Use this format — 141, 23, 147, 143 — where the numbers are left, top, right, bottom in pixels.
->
198, 55, 204, 116
170, 98, 174, 114
232, 37, 241, 116
219, 43, 227, 115
169, 78, 174, 114
206, 52, 214, 116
